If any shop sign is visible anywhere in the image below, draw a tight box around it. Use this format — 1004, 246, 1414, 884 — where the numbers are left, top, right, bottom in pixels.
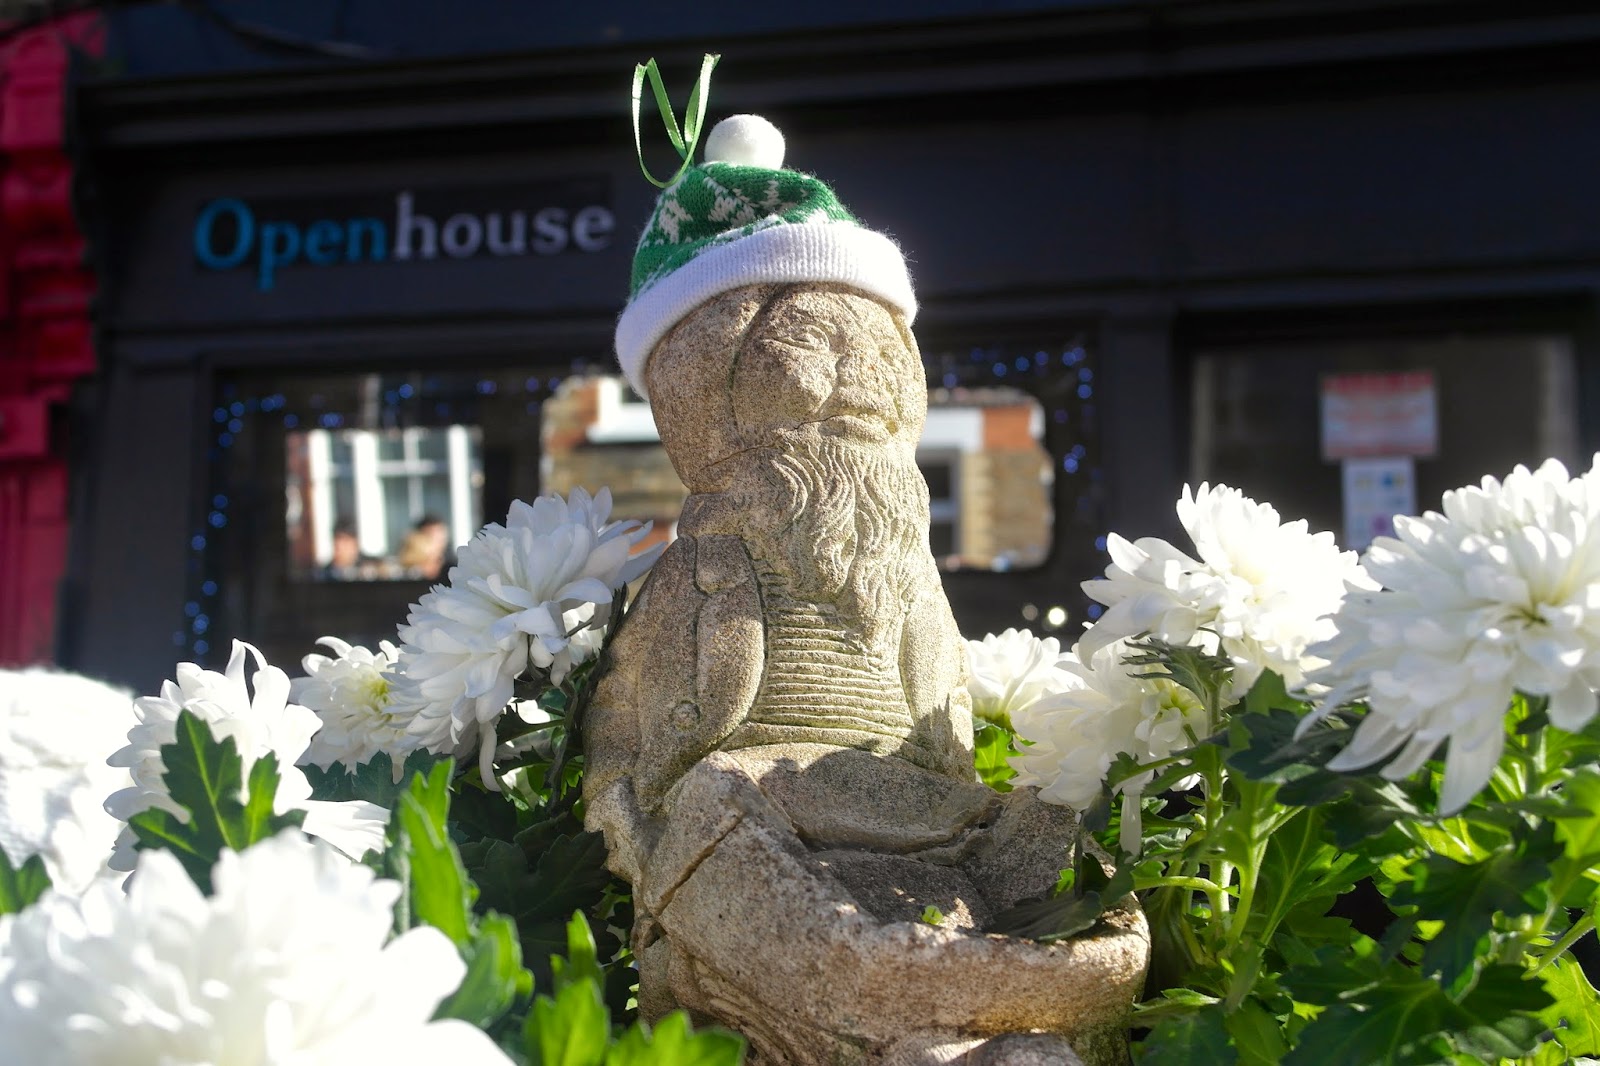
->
192, 179, 614, 291
1319, 370, 1438, 460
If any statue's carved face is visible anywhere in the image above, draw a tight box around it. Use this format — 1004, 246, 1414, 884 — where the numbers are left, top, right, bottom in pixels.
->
731, 287, 926, 451
645, 284, 925, 491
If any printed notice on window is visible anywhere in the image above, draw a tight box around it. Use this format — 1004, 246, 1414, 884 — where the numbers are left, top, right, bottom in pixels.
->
1341, 456, 1415, 550
1320, 371, 1438, 460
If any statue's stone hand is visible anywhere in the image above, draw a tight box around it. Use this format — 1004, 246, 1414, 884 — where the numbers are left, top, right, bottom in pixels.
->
589, 535, 766, 823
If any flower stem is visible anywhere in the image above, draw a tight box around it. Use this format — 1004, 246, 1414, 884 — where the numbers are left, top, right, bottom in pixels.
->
1141, 875, 1229, 895
1531, 907, 1597, 976
1201, 758, 1230, 919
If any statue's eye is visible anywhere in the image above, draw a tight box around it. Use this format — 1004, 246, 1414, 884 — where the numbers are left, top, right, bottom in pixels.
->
774, 323, 833, 351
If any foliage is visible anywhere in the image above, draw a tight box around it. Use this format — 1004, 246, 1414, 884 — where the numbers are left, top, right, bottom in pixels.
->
0, 849, 50, 916
973, 722, 1017, 791
85, 584, 746, 1064
1043, 640, 1600, 1066
127, 708, 305, 893
300, 748, 443, 807
133, 713, 744, 1063
526, 913, 744, 1066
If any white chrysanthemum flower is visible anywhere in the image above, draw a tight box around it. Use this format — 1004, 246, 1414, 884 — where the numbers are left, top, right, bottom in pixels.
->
387, 488, 664, 785
0, 830, 513, 1066
1080, 483, 1371, 694
0, 669, 135, 893
1305, 456, 1600, 813
292, 637, 408, 772
1010, 639, 1209, 849
105, 641, 387, 870
964, 628, 1074, 728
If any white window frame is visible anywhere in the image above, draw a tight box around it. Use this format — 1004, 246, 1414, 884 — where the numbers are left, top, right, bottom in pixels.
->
305, 425, 480, 563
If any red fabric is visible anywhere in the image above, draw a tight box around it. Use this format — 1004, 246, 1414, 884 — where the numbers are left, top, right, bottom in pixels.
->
0, 12, 103, 665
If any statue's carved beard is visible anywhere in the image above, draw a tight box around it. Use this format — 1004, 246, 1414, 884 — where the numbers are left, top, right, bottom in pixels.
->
742, 434, 930, 643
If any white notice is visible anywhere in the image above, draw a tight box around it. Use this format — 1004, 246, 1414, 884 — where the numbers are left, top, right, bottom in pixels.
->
1342, 456, 1415, 550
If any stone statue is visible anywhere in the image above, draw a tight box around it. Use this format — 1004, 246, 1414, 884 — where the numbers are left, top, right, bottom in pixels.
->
585, 115, 1148, 1064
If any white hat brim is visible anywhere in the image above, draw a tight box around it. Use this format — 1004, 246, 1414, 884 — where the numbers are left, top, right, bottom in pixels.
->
615, 221, 916, 400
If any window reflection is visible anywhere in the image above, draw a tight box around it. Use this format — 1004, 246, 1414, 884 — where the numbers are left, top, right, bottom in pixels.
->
540, 376, 683, 555
285, 425, 483, 581
536, 375, 1052, 572
1191, 334, 1579, 549
923, 386, 1053, 572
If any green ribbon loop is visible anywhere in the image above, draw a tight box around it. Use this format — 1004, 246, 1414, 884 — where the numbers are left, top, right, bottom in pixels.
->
631, 53, 721, 189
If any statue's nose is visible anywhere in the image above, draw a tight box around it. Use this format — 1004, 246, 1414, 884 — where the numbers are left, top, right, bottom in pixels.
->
836, 345, 890, 394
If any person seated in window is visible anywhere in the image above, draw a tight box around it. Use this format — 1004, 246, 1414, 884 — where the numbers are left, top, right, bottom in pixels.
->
317, 518, 378, 581
397, 514, 453, 581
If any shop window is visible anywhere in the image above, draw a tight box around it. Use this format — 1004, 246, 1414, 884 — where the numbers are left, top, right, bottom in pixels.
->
537, 374, 1054, 573
540, 376, 685, 554
919, 451, 959, 559
200, 343, 1090, 671
202, 365, 585, 668
1192, 333, 1579, 549
285, 425, 482, 581
922, 389, 1052, 571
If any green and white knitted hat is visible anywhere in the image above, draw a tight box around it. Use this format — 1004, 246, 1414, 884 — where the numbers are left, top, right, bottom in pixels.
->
616, 114, 917, 398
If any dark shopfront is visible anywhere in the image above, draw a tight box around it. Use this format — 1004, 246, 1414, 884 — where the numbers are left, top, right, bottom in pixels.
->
59, 2, 1600, 692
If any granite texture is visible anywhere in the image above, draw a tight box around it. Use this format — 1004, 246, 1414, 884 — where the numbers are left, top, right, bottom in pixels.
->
584, 284, 1149, 1064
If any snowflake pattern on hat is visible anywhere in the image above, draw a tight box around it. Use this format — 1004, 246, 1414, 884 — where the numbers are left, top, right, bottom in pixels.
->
615, 115, 917, 399
630, 164, 855, 296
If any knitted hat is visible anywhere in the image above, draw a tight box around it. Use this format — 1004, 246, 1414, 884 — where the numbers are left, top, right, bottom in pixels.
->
615, 114, 917, 399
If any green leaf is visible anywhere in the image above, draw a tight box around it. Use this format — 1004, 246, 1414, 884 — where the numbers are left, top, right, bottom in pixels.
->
463, 825, 617, 990
302, 749, 441, 807
1541, 956, 1600, 1057
392, 760, 473, 947
451, 774, 528, 844
1130, 986, 1221, 1024
524, 914, 622, 1066
460, 837, 530, 913
0, 851, 50, 915
128, 710, 304, 892
1213, 776, 1276, 875
1142, 883, 1211, 998
1548, 712, 1600, 771
1555, 771, 1600, 865
552, 911, 606, 994
605, 1012, 746, 1065
514, 807, 586, 859
1123, 638, 1234, 723
385, 760, 528, 1031
1135, 1005, 1234, 1065
1272, 770, 1359, 809
1227, 996, 1288, 1066
973, 723, 1016, 791
1452, 964, 1557, 1058
989, 864, 1134, 942
434, 913, 529, 1028
240, 755, 282, 842
1389, 833, 1550, 987
1279, 944, 1386, 1006
527, 978, 610, 1066
1243, 669, 1294, 716
527, 833, 616, 920
1227, 702, 1373, 791
1283, 962, 1550, 1066
1252, 808, 1359, 935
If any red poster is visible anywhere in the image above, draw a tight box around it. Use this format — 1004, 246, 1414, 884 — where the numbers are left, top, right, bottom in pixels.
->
1320, 371, 1438, 460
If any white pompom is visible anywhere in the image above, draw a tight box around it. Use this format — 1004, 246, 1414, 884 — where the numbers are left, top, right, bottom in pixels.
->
703, 114, 785, 169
